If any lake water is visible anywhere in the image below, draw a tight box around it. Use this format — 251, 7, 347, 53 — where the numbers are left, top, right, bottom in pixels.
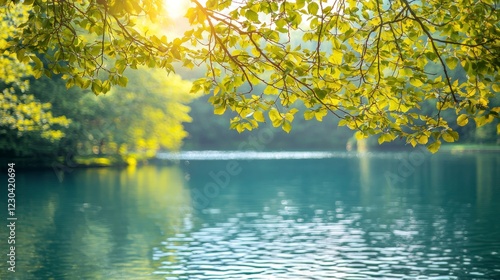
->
1, 151, 500, 279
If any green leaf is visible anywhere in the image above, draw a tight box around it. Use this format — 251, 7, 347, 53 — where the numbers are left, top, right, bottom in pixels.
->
328, 52, 343, 65
304, 110, 315, 120
378, 133, 393, 144
282, 121, 292, 133
314, 109, 327, 121
307, 2, 319, 14
410, 78, 423, 87
449, 131, 459, 141
236, 123, 245, 133
446, 57, 459, 70
427, 141, 441, 154
206, 0, 217, 8
457, 114, 468, 126
253, 110, 265, 122
409, 139, 417, 147
16, 49, 26, 62
263, 85, 279, 95
30, 55, 43, 70
245, 10, 259, 22
492, 83, 500, 92
296, 0, 306, 9
355, 131, 366, 140
75, 76, 85, 88
214, 105, 226, 115
82, 79, 92, 89
275, 18, 287, 29
171, 47, 181, 60
91, 80, 102, 94
269, 109, 282, 127
117, 76, 128, 87
474, 115, 494, 127
441, 131, 455, 143
417, 135, 428, 144
314, 88, 327, 99
66, 78, 75, 89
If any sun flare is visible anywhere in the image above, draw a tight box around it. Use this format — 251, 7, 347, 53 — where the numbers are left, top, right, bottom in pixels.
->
162, 0, 189, 19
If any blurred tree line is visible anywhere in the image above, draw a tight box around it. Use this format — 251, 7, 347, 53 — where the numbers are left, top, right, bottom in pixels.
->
0, 68, 194, 167
183, 94, 353, 151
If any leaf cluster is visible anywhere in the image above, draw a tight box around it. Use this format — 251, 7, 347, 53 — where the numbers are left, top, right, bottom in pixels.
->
186, 0, 500, 152
1, 0, 175, 95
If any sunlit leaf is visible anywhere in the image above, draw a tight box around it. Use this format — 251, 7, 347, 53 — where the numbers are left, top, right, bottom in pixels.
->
446, 57, 459, 70
253, 110, 265, 122
457, 114, 469, 126
245, 10, 259, 22
441, 132, 455, 143
427, 141, 441, 154
417, 135, 428, 145
214, 105, 226, 115
307, 2, 319, 14
282, 121, 292, 133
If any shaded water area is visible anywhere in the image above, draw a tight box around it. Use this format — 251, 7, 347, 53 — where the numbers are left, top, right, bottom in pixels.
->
1, 151, 499, 279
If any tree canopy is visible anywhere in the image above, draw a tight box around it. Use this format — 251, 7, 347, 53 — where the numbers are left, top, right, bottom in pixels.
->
1, 0, 499, 152
1, 4, 70, 154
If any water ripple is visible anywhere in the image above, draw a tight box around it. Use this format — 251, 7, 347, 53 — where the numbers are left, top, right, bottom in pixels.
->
153, 210, 498, 279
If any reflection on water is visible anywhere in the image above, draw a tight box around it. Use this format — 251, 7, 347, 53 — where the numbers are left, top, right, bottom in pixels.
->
1, 166, 191, 279
1, 152, 499, 279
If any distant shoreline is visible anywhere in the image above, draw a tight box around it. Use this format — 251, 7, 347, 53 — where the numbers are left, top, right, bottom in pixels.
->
4, 145, 499, 169
440, 144, 500, 153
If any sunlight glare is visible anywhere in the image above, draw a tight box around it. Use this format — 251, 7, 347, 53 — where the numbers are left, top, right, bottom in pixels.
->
163, 0, 189, 19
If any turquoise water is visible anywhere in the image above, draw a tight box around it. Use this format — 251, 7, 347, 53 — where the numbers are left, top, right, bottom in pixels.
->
1, 151, 499, 279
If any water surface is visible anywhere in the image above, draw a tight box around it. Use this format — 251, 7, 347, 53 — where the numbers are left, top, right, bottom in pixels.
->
1, 151, 499, 279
